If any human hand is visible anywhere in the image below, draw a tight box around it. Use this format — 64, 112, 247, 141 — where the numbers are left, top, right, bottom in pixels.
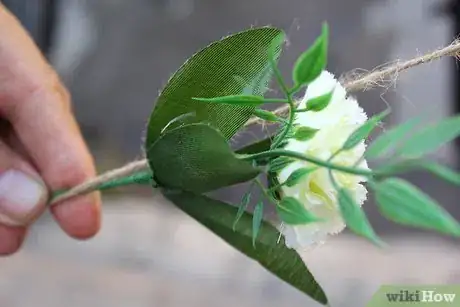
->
0, 4, 101, 255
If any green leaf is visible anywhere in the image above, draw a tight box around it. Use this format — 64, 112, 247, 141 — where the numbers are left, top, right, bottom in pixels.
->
269, 156, 294, 173
148, 123, 260, 193
421, 161, 460, 186
293, 126, 319, 141
373, 178, 460, 236
253, 109, 282, 122
146, 27, 285, 147
235, 136, 273, 155
337, 188, 383, 246
233, 191, 252, 230
342, 108, 390, 151
365, 116, 422, 159
292, 23, 328, 88
252, 202, 264, 247
302, 90, 333, 112
397, 115, 460, 157
285, 167, 315, 187
165, 191, 328, 305
192, 94, 264, 106
277, 197, 319, 225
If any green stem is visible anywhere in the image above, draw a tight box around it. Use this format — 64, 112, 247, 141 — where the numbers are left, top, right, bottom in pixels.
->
269, 57, 290, 97
328, 169, 339, 190
289, 84, 302, 96
294, 107, 309, 113
269, 166, 319, 191
241, 149, 374, 177
327, 149, 342, 163
267, 54, 298, 149
353, 155, 366, 168
271, 101, 295, 149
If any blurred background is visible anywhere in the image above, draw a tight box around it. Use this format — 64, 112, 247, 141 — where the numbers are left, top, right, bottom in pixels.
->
1, 0, 460, 306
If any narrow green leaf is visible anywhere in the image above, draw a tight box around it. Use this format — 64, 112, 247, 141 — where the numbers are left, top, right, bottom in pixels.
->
398, 115, 460, 157
277, 197, 319, 225
337, 188, 383, 246
378, 159, 460, 186
233, 191, 252, 230
373, 178, 460, 237
148, 123, 260, 193
421, 161, 460, 186
146, 27, 284, 146
285, 167, 315, 187
293, 126, 319, 141
342, 108, 390, 151
166, 191, 328, 305
192, 94, 264, 106
269, 156, 294, 173
365, 116, 422, 159
235, 136, 273, 156
303, 90, 333, 112
252, 109, 282, 122
292, 23, 328, 87
252, 202, 264, 247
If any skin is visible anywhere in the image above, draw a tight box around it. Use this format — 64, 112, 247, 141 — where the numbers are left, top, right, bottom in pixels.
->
0, 4, 101, 254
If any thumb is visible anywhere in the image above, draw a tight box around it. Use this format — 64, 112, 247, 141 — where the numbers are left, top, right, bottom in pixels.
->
0, 140, 48, 226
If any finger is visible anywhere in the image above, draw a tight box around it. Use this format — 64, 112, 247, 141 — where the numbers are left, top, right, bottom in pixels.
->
0, 225, 26, 256
5, 121, 101, 240
0, 138, 47, 255
0, 119, 30, 161
0, 139, 47, 226
0, 7, 101, 239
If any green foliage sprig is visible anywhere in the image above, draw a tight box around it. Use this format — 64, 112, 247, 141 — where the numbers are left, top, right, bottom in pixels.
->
145, 23, 460, 305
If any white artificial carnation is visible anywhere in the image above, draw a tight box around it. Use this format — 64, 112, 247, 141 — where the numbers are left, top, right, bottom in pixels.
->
277, 70, 369, 250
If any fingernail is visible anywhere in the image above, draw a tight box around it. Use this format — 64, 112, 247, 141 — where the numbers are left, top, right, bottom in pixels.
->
0, 170, 47, 225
